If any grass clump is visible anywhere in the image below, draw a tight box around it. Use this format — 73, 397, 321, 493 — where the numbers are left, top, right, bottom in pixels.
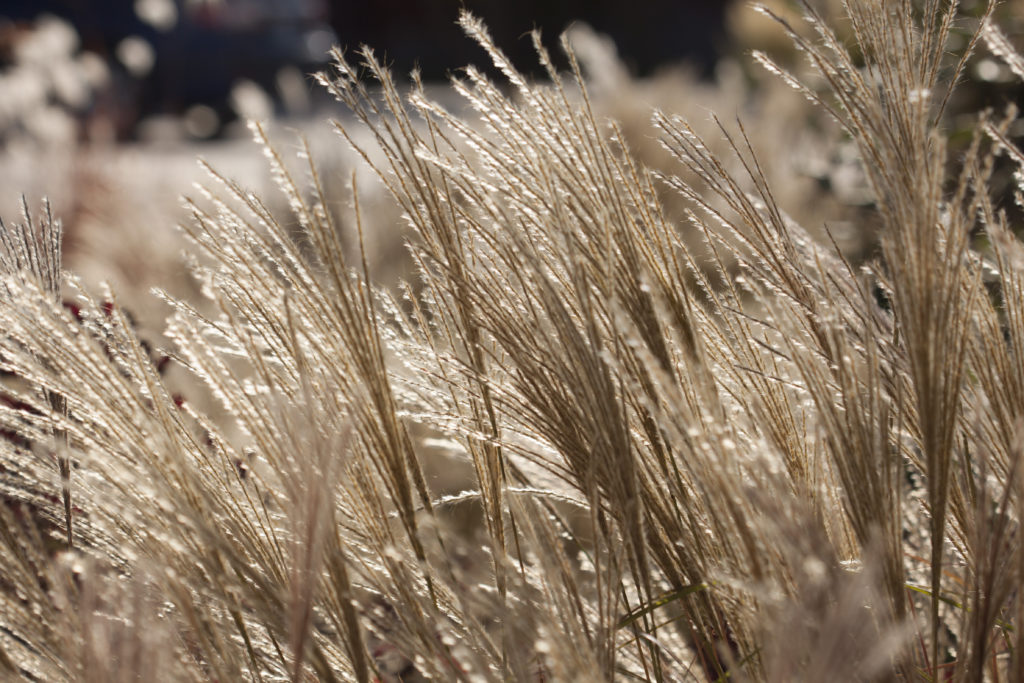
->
3, 1, 1024, 680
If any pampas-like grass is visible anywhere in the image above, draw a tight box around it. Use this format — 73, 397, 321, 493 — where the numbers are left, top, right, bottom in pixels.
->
2, 1, 1024, 680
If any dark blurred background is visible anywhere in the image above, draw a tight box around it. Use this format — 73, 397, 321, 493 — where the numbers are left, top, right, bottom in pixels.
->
0, 0, 729, 140
332, 0, 727, 78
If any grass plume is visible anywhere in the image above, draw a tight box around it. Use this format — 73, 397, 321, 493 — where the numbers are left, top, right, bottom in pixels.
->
2, 1, 1024, 680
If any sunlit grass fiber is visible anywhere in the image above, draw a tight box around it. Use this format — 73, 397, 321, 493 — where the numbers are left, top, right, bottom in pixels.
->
3, 1, 1024, 680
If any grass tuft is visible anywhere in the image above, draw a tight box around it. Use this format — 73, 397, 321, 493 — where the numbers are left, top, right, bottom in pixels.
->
3, 1, 1024, 680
